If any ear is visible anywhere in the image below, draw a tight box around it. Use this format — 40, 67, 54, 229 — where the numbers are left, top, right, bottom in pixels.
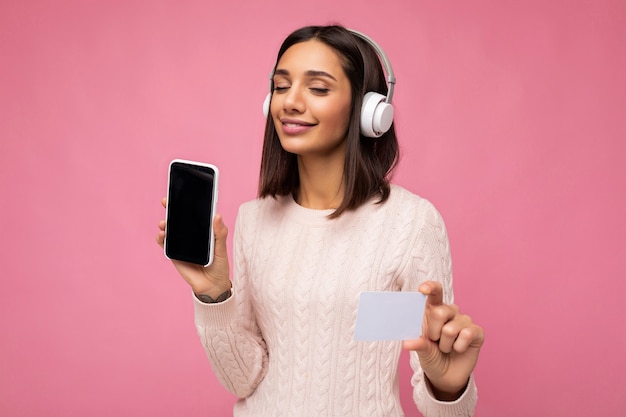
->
360, 92, 394, 138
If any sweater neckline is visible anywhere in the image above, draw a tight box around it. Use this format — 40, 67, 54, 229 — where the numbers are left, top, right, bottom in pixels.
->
281, 194, 336, 226
277, 185, 402, 226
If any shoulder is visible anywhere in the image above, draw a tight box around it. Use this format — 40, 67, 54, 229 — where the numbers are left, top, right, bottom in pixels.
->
233, 197, 283, 247
237, 196, 289, 226
238, 196, 274, 214
238, 196, 274, 218
386, 184, 445, 227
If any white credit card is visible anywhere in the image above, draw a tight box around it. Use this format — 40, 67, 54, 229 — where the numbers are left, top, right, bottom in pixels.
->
354, 291, 427, 341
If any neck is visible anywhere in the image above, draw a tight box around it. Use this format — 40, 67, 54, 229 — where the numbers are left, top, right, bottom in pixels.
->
296, 154, 345, 210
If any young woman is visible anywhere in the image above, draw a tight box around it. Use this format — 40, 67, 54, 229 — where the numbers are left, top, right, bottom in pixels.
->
157, 25, 484, 416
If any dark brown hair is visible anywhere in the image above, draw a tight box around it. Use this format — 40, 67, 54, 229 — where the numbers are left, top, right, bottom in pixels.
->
258, 25, 399, 218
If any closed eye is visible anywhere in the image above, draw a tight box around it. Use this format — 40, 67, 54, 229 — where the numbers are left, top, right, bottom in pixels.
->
310, 88, 329, 95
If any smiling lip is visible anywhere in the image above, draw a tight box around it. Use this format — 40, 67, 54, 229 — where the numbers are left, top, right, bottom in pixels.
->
280, 118, 316, 135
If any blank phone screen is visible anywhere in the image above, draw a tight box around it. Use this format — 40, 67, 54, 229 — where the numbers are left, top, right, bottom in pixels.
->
165, 162, 215, 265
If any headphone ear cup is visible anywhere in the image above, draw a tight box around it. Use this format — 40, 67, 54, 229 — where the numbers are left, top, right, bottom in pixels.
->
360, 92, 394, 138
263, 93, 272, 118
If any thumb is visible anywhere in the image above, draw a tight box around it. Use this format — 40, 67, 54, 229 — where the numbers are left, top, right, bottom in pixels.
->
213, 214, 228, 258
402, 336, 435, 354
403, 336, 443, 377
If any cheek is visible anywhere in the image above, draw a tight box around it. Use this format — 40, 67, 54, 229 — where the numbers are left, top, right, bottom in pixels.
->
330, 100, 352, 132
311, 95, 351, 125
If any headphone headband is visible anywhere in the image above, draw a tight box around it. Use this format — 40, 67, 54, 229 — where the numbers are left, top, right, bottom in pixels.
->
347, 28, 396, 104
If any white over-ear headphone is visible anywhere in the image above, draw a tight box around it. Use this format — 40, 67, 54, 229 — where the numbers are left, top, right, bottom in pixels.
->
262, 28, 396, 138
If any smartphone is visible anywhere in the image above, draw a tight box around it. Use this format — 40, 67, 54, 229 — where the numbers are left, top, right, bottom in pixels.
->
164, 159, 219, 266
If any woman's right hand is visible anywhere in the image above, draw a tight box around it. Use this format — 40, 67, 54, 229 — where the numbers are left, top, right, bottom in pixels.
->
156, 197, 232, 299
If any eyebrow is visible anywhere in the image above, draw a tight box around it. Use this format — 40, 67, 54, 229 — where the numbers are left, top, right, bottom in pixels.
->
273, 69, 337, 81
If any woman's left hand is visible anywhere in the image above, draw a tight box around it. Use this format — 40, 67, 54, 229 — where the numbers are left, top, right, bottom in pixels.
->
402, 281, 485, 401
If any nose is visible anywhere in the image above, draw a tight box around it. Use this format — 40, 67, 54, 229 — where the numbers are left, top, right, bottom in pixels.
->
281, 85, 306, 114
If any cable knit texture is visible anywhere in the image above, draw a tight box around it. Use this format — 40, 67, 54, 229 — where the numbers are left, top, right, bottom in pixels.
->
194, 185, 478, 416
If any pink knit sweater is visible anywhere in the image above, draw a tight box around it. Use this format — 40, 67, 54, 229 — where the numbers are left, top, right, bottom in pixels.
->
193, 185, 478, 416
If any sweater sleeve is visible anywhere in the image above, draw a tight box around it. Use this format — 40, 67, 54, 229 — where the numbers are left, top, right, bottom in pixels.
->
398, 199, 478, 416
193, 206, 268, 399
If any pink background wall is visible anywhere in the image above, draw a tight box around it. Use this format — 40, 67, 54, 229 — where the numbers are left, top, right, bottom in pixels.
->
1, 1, 624, 416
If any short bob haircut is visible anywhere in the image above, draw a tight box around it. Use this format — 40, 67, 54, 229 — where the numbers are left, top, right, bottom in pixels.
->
258, 25, 399, 218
